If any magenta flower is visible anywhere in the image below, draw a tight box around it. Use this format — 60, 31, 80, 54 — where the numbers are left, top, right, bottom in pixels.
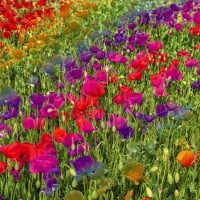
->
166, 64, 183, 81
147, 41, 163, 53
23, 116, 36, 130
81, 79, 105, 97
107, 52, 128, 64
39, 104, 59, 119
29, 155, 59, 174
48, 92, 65, 109
63, 133, 84, 147
185, 58, 199, 68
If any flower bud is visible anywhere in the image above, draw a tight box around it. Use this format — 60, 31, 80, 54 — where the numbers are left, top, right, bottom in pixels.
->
146, 186, 153, 198
174, 172, 180, 183
163, 148, 169, 156
150, 166, 158, 173
167, 174, 173, 185
174, 189, 179, 198
36, 179, 41, 189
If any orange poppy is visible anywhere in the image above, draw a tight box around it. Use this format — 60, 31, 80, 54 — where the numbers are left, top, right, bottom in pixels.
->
124, 189, 134, 200
121, 162, 147, 185
176, 150, 195, 167
60, 2, 72, 18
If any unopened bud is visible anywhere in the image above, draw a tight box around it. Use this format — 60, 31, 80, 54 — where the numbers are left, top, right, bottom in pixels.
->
163, 148, 169, 156
174, 172, 180, 183
174, 189, 179, 198
146, 186, 153, 198
167, 174, 173, 185
150, 166, 158, 173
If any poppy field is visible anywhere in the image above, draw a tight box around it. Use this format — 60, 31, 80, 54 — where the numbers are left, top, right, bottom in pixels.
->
0, 0, 200, 199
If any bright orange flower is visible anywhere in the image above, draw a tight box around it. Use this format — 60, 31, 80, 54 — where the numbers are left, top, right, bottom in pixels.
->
124, 189, 134, 200
60, 2, 71, 17
176, 150, 195, 167
121, 162, 147, 185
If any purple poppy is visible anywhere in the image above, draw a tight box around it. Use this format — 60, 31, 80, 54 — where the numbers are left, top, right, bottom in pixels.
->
30, 93, 46, 109
144, 114, 156, 123
79, 50, 93, 63
156, 104, 168, 118
64, 56, 76, 70
191, 80, 200, 91
48, 92, 65, 109
133, 111, 145, 122
118, 126, 134, 139
134, 31, 150, 46
70, 156, 104, 181
63, 133, 84, 148
166, 65, 183, 81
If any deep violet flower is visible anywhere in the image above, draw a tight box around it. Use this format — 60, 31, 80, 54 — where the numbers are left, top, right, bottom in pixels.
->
118, 126, 134, 139
191, 80, 200, 91
70, 156, 104, 181
156, 104, 168, 118
134, 31, 150, 46
79, 50, 93, 63
30, 93, 46, 109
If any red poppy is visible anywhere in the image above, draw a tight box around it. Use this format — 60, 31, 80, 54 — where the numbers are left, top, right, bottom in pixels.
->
128, 70, 143, 81
0, 142, 34, 163
0, 161, 7, 174
53, 127, 67, 143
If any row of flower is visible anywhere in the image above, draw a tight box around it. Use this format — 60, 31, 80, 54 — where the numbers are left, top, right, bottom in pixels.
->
0, 0, 200, 199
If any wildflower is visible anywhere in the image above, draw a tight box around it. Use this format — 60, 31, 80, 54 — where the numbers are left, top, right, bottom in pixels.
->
124, 189, 134, 200
191, 80, 200, 91
176, 150, 195, 167
0, 161, 7, 174
70, 156, 104, 181
156, 104, 168, 118
107, 52, 128, 64
147, 41, 163, 53
81, 79, 105, 97
76, 117, 95, 134
53, 127, 67, 143
0, 122, 13, 137
121, 162, 147, 185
